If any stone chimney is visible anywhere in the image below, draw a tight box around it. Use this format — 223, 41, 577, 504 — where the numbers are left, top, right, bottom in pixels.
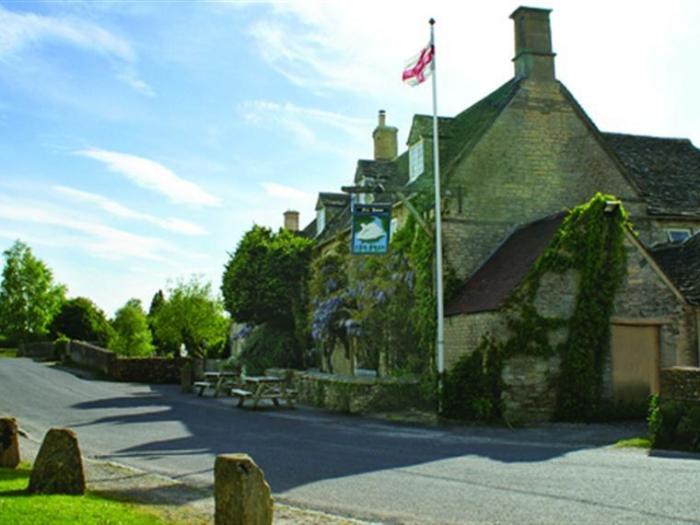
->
372, 110, 398, 161
283, 210, 299, 232
510, 7, 556, 81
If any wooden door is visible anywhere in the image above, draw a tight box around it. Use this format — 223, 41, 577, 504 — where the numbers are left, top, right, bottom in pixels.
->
611, 324, 660, 404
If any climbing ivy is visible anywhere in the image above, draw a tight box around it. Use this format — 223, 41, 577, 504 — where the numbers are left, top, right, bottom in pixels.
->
444, 193, 629, 421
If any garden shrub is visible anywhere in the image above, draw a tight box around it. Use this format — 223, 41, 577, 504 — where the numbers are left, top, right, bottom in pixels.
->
238, 323, 301, 375
648, 395, 700, 452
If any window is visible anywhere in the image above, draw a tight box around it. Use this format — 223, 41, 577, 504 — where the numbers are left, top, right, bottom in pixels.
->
316, 208, 325, 236
409, 140, 424, 182
667, 228, 691, 244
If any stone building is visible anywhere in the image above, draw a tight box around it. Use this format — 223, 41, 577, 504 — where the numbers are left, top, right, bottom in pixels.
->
300, 6, 700, 417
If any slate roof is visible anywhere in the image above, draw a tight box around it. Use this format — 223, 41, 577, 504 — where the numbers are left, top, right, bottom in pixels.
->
602, 132, 700, 216
445, 213, 565, 316
652, 234, 700, 306
316, 192, 349, 210
354, 159, 403, 186
315, 204, 352, 245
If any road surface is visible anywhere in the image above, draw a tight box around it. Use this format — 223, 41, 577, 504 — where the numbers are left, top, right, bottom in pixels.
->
1, 358, 698, 524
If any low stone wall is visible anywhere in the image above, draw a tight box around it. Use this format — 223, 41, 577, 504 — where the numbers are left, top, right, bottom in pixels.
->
110, 358, 182, 384
64, 340, 181, 384
67, 341, 116, 376
17, 342, 55, 359
287, 370, 422, 414
660, 367, 700, 401
501, 355, 561, 424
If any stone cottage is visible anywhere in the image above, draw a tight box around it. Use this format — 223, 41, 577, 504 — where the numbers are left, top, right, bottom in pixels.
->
297, 6, 700, 418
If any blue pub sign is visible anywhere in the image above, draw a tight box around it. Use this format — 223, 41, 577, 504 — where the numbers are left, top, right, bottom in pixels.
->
351, 203, 391, 255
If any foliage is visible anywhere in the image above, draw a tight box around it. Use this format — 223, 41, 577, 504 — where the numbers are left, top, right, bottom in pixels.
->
50, 297, 113, 347
111, 299, 154, 357
648, 395, 700, 452
441, 194, 629, 422
0, 465, 165, 524
0, 240, 66, 343
442, 339, 503, 421
146, 289, 166, 353
152, 276, 229, 359
237, 323, 300, 375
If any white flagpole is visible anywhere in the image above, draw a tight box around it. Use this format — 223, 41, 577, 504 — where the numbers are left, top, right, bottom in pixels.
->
429, 18, 445, 407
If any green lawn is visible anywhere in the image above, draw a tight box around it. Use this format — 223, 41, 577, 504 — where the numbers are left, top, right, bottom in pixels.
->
0, 348, 17, 358
0, 465, 166, 525
614, 436, 651, 449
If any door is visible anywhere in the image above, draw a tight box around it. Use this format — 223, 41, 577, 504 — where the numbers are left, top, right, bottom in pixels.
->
611, 324, 660, 404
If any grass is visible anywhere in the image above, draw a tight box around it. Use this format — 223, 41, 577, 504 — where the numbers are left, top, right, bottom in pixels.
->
0, 464, 167, 525
0, 348, 17, 358
614, 436, 651, 449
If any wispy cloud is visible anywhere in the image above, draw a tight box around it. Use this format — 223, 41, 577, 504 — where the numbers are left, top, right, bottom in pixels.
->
239, 100, 369, 155
116, 69, 156, 97
0, 198, 171, 262
262, 182, 315, 207
54, 186, 207, 236
76, 148, 221, 207
0, 5, 134, 61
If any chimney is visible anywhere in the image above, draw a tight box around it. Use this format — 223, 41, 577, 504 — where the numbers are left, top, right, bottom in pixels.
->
283, 210, 299, 232
510, 7, 556, 81
372, 109, 398, 161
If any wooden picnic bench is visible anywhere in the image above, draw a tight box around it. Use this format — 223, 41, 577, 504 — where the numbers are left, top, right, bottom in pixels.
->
231, 376, 297, 408
194, 371, 239, 397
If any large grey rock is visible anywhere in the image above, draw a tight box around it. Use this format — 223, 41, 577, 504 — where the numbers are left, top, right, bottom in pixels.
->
27, 428, 85, 494
215, 453, 273, 525
0, 417, 20, 468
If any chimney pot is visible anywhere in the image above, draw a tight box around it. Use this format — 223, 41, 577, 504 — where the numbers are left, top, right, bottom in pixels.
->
373, 110, 398, 161
510, 6, 556, 81
283, 210, 299, 232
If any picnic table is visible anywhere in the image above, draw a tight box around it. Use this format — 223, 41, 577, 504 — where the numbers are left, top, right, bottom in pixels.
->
230, 375, 297, 408
193, 371, 240, 397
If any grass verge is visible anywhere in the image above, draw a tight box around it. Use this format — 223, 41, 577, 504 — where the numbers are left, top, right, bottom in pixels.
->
0, 348, 17, 358
0, 464, 167, 525
614, 436, 651, 449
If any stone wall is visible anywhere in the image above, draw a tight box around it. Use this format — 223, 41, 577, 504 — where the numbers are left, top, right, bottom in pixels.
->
67, 341, 116, 375
444, 312, 505, 370
443, 78, 643, 279
110, 357, 182, 384
291, 370, 422, 414
660, 367, 700, 401
501, 355, 561, 424
17, 342, 55, 360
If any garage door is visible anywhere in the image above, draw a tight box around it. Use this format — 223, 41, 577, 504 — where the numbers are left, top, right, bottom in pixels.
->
611, 324, 660, 404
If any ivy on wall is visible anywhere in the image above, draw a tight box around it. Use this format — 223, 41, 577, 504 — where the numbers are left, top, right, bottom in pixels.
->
443, 193, 629, 421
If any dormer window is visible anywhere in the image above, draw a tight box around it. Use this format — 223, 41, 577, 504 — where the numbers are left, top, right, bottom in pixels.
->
316, 208, 326, 236
409, 139, 424, 182
667, 228, 691, 244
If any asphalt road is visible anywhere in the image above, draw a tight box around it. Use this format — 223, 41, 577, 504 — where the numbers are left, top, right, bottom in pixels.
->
1, 358, 699, 524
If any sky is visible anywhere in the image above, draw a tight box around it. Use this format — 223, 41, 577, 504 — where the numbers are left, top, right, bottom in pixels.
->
0, 0, 698, 316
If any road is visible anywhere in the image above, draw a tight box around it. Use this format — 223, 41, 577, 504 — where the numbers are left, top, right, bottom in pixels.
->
1, 358, 699, 524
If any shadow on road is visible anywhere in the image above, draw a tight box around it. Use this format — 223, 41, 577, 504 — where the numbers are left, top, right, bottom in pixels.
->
69, 385, 646, 494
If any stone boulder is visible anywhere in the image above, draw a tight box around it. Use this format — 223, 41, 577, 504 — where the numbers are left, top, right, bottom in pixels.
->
0, 417, 20, 468
215, 453, 273, 525
27, 428, 85, 494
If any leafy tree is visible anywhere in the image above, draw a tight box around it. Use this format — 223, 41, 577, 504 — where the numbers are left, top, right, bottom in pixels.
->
152, 276, 229, 358
111, 299, 153, 357
147, 289, 167, 354
50, 296, 114, 346
221, 226, 313, 329
0, 240, 66, 343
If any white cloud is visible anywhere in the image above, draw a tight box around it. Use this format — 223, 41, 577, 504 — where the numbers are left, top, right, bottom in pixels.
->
53, 186, 207, 236
0, 5, 134, 61
76, 148, 221, 207
262, 182, 315, 207
116, 70, 156, 97
0, 196, 206, 263
239, 100, 370, 156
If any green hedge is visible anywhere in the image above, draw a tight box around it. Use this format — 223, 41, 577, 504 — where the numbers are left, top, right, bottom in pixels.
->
648, 395, 700, 452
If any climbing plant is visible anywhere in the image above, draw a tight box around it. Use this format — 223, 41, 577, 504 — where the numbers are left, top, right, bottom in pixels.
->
443, 193, 629, 421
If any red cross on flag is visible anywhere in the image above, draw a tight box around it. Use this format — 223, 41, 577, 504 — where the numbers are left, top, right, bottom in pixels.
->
402, 43, 434, 86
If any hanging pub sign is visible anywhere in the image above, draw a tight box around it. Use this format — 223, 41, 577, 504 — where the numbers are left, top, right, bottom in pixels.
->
351, 203, 391, 255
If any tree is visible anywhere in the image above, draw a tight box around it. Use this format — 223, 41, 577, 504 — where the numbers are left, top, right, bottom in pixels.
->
50, 297, 114, 347
147, 289, 168, 354
0, 240, 66, 343
152, 276, 229, 358
111, 299, 153, 357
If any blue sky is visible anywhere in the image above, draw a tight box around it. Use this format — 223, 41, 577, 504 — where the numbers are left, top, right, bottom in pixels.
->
1, 0, 698, 315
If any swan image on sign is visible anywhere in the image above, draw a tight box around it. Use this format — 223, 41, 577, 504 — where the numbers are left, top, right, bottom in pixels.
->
356, 221, 387, 242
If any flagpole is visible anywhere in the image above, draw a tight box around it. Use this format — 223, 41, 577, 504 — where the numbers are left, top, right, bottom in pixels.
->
429, 18, 445, 410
